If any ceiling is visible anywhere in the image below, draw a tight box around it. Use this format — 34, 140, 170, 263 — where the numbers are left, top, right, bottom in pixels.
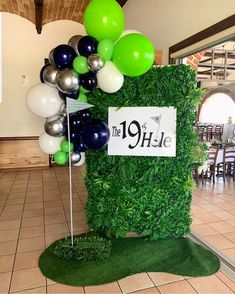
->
0, 0, 128, 33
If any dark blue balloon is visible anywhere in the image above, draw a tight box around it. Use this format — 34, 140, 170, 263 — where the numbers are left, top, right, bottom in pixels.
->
80, 119, 110, 150
65, 129, 81, 143
80, 72, 97, 91
74, 141, 87, 152
40, 64, 50, 83
79, 109, 92, 121
53, 44, 77, 69
69, 113, 82, 129
77, 36, 98, 57
58, 90, 79, 102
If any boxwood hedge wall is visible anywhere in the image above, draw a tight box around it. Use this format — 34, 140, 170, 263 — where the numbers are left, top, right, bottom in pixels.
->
85, 65, 201, 239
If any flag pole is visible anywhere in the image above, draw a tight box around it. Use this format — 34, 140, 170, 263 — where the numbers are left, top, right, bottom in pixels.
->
67, 109, 74, 246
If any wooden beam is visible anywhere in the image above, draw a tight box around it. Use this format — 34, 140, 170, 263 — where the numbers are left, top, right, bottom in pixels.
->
117, 0, 128, 7
34, 0, 43, 34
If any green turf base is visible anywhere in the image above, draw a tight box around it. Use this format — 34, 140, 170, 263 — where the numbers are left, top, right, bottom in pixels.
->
39, 236, 220, 286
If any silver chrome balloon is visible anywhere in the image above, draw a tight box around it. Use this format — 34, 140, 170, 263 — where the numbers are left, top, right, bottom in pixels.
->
68, 35, 83, 55
55, 69, 80, 94
59, 103, 67, 118
44, 114, 66, 137
48, 48, 55, 65
42, 64, 58, 87
88, 54, 105, 73
71, 152, 81, 165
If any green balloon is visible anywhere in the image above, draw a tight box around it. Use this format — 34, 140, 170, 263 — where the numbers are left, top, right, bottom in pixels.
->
112, 33, 155, 77
98, 39, 114, 61
78, 93, 88, 103
80, 86, 90, 94
60, 140, 74, 153
73, 56, 89, 74
54, 151, 68, 165
84, 0, 125, 42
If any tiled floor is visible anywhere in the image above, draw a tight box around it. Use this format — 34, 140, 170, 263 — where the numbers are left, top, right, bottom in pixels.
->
191, 176, 235, 262
0, 167, 235, 294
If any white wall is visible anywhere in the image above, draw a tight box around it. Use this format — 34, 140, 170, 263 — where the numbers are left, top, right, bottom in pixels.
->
0, 13, 85, 137
124, 0, 235, 64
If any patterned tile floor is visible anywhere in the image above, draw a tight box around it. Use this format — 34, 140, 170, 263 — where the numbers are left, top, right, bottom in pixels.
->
0, 167, 234, 294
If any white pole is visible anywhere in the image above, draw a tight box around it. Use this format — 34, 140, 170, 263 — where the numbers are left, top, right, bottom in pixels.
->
67, 111, 74, 246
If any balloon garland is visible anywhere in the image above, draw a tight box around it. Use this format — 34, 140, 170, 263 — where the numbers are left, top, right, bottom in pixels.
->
26, 0, 155, 166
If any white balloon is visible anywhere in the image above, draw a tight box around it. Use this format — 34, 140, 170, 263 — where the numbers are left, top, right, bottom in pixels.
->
26, 83, 63, 118
73, 152, 86, 167
38, 132, 65, 154
117, 29, 141, 41
97, 61, 124, 93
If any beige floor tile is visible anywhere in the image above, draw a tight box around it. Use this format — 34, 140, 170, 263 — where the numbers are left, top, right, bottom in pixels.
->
45, 233, 69, 247
3, 204, 24, 213
212, 210, 235, 221
203, 234, 235, 250
187, 275, 234, 294
195, 213, 220, 223
157, 280, 196, 294
0, 229, 19, 242
24, 203, 43, 210
215, 202, 235, 210
84, 282, 120, 293
0, 240, 17, 256
10, 267, 46, 293
129, 287, 160, 294
191, 224, 218, 236
200, 203, 221, 212
45, 214, 66, 225
223, 231, 235, 243
191, 217, 203, 225
216, 272, 235, 292
208, 221, 235, 233
221, 248, 235, 261
0, 211, 22, 221
45, 222, 69, 235
0, 255, 15, 274
10, 286, 46, 294
5, 198, 25, 206
8, 193, 26, 199
0, 272, 11, 294
44, 207, 65, 216
48, 283, 84, 293
21, 217, 44, 228
225, 219, 235, 228
19, 226, 44, 239
148, 272, 184, 286
17, 237, 45, 253
191, 204, 207, 215
23, 209, 44, 219
119, 273, 154, 294
14, 250, 42, 271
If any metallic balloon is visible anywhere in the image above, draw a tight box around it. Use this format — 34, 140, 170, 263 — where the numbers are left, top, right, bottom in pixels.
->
71, 152, 81, 164
59, 103, 67, 118
68, 35, 83, 55
44, 114, 67, 137
88, 54, 105, 73
42, 64, 58, 87
55, 69, 80, 94
48, 48, 55, 65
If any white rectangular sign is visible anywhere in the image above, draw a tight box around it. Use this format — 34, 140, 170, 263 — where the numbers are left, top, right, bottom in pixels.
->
108, 107, 176, 157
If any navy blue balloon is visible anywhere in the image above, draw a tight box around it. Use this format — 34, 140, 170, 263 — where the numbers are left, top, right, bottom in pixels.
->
53, 44, 76, 69
80, 109, 92, 121
65, 129, 81, 143
69, 113, 82, 129
74, 141, 87, 152
80, 119, 110, 150
58, 90, 79, 102
80, 72, 97, 91
40, 64, 50, 83
77, 36, 98, 57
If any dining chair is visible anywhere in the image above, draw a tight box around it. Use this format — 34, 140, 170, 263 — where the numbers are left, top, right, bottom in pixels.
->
213, 125, 223, 141
223, 144, 235, 181
206, 145, 219, 183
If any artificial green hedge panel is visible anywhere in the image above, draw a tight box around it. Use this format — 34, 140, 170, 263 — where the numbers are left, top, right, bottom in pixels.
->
86, 65, 201, 239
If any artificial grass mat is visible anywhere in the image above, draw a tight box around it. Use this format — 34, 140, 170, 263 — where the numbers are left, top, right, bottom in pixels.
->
39, 236, 220, 286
